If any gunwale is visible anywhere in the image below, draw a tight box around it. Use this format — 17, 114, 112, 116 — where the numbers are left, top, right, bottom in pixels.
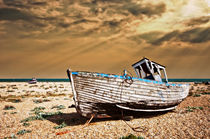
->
71, 71, 185, 87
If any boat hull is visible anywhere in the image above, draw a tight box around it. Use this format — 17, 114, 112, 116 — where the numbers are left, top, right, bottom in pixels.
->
68, 70, 189, 118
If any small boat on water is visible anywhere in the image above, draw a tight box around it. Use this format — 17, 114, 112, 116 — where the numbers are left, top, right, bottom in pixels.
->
28, 77, 37, 84
67, 58, 189, 118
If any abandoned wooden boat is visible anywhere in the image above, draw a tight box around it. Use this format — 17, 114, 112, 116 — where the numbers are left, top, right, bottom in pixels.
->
67, 58, 189, 118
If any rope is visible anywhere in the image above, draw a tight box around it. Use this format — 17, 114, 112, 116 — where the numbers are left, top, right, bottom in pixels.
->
122, 70, 133, 85
55, 114, 94, 135
119, 70, 133, 102
121, 110, 146, 132
122, 120, 145, 132
119, 72, 146, 132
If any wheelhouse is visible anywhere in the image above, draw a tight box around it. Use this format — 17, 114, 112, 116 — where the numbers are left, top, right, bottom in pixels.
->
132, 58, 168, 83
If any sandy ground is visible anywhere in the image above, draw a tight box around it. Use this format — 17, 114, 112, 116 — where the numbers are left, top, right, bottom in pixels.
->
0, 82, 209, 139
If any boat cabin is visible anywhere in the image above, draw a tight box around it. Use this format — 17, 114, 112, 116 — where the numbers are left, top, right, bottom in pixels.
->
132, 58, 168, 83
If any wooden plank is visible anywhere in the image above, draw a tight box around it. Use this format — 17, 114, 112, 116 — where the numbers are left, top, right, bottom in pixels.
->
69, 71, 189, 117
74, 76, 186, 99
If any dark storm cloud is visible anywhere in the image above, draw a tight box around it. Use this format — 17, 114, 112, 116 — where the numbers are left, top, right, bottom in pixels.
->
3, 0, 46, 7
3, 0, 28, 8
60, 20, 122, 37
81, 0, 131, 5
130, 31, 164, 44
58, 22, 70, 28
0, 8, 33, 21
81, 0, 124, 15
81, 0, 166, 17
71, 19, 98, 25
96, 0, 130, 3
151, 31, 179, 45
133, 27, 210, 45
57, 19, 98, 29
102, 20, 123, 28
122, 2, 166, 16
73, 1, 167, 37
180, 27, 210, 43
0, 0, 168, 38
0, 7, 54, 25
28, 1, 46, 6
185, 16, 210, 26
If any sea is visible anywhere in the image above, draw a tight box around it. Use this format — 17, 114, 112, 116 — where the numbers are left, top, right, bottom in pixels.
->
0, 78, 209, 83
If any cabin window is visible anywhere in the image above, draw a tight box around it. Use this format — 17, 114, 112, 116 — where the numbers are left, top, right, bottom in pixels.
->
160, 69, 165, 79
141, 63, 150, 74
152, 64, 158, 73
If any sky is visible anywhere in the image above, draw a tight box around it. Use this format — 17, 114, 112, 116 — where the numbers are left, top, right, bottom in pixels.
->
0, 0, 209, 78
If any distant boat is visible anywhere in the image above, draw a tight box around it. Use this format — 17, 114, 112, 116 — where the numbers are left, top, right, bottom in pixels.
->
28, 78, 37, 84
67, 58, 189, 118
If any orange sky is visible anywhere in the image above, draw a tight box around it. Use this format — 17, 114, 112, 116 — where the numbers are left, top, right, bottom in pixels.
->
0, 0, 209, 78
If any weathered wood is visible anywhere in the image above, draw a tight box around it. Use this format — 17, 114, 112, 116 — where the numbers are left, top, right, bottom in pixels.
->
67, 70, 189, 118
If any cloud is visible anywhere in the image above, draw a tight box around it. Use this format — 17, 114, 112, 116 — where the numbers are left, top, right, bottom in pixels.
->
3, 0, 47, 7
151, 31, 179, 45
71, 19, 98, 26
130, 31, 163, 44
57, 19, 98, 29
98, 0, 129, 3
81, 0, 130, 6
0, 8, 33, 21
103, 20, 121, 28
122, 2, 166, 17
180, 27, 210, 43
184, 16, 210, 26
3, 0, 28, 8
82, 0, 166, 17
0, 0, 168, 39
29, 1, 47, 6
73, 1, 166, 37
133, 27, 210, 45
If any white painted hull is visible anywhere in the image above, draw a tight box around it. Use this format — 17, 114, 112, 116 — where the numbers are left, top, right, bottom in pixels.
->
68, 71, 189, 118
